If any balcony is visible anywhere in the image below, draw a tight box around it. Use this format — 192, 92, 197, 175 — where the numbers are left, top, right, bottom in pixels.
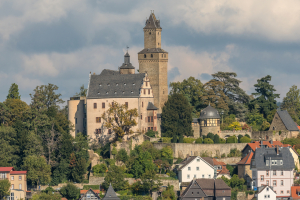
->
0, 177, 8, 180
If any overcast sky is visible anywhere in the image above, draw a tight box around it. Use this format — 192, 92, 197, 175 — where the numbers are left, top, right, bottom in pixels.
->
1, 0, 300, 105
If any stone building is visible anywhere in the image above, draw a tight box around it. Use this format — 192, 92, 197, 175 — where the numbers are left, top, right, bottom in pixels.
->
269, 110, 299, 137
192, 105, 221, 138
68, 12, 168, 140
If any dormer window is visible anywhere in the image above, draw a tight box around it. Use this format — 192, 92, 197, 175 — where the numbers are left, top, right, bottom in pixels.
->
99, 84, 102, 86
106, 92, 108, 94
98, 92, 100, 95
197, 158, 200, 162
116, 83, 118, 86
122, 91, 125, 94
280, 160, 283, 165
107, 83, 110, 86
131, 91, 133, 93
114, 91, 117, 94
133, 83, 135, 85
124, 83, 126, 86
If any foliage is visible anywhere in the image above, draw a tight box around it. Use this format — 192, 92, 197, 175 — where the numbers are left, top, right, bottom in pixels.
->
145, 130, 157, 138
249, 75, 279, 118
227, 148, 241, 157
226, 136, 237, 143
228, 121, 242, 130
7, 83, 21, 100
203, 138, 214, 144
206, 132, 214, 140
116, 149, 129, 163
22, 155, 51, 186
161, 93, 193, 143
83, 185, 101, 190
31, 193, 62, 200
75, 84, 87, 97
92, 164, 107, 175
141, 170, 162, 195
161, 137, 172, 143
169, 77, 204, 117
183, 138, 195, 143
239, 136, 251, 143
281, 85, 300, 124
59, 183, 80, 200
42, 186, 55, 194
102, 101, 138, 141
282, 137, 300, 146
219, 138, 226, 144
195, 138, 203, 144
213, 134, 220, 144
160, 184, 176, 200
0, 179, 10, 199
103, 165, 129, 191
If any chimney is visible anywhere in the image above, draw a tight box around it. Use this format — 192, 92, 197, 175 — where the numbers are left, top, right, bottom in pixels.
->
270, 140, 273, 144
260, 140, 263, 148
276, 145, 279, 155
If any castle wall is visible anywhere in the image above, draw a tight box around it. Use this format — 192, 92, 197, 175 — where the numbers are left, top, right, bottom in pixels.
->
220, 130, 252, 139
201, 126, 220, 137
144, 29, 161, 49
68, 97, 86, 138
269, 112, 287, 131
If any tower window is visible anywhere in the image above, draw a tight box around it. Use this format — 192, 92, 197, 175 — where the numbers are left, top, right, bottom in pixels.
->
164, 54, 166, 58
158, 43, 160, 46
144, 54, 146, 58
151, 54, 153, 58
158, 32, 159, 35
142, 102, 144, 107
162, 54, 163, 58
149, 32, 151, 35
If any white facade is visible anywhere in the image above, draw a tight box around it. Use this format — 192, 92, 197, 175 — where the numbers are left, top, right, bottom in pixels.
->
178, 156, 214, 183
255, 186, 276, 200
252, 169, 293, 198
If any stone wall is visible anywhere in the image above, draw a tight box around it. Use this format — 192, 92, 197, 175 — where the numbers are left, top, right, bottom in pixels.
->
89, 176, 136, 185
215, 157, 241, 165
160, 180, 180, 191
220, 130, 252, 139
252, 130, 297, 141
153, 143, 247, 158
40, 183, 84, 190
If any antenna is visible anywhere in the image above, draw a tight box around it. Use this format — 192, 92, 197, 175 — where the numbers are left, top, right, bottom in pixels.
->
126, 46, 129, 53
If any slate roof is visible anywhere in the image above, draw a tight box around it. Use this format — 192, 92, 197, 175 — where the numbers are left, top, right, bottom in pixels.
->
201, 157, 214, 167
147, 102, 158, 110
277, 110, 299, 131
87, 69, 145, 98
199, 105, 221, 119
138, 48, 168, 54
144, 13, 161, 29
196, 179, 215, 196
192, 118, 198, 123
252, 147, 295, 170
180, 179, 207, 198
178, 156, 214, 171
214, 179, 231, 197
119, 52, 135, 69
102, 184, 120, 200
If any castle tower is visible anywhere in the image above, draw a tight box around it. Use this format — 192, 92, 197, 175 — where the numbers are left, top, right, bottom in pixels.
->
119, 51, 135, 74
138, 12, 168, 112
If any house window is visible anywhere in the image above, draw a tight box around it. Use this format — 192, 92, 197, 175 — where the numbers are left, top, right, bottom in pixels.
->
266, 180, 269, 186
19, 176, 21, 180
264, 195, 267, 198
125, 102, 128, 107
208, 174, 211, 178
151, 116, 153, 122
266, 187, 269, 191
194, 175, 196, 178
281, 170, 283, 175
151, 54, 153, 58
94, 103, 97, 109
187, 174, 190, 179
261, 175, 264, 181
108, 129, 112, 134
266, 171, 269, 176
280, 191, 283, 194
273, 170, 276, 175
202, 175, 204, 178
96, 117, 101, 123
281, 180, 284, 186
19, 184, 22, 189
96, 129, 101, 134
188, 167, 191, 171
196, 167, 199, 171
197, 158, 200, 162
11, 184, 14, 189
144, 54, 146, 58
287, 190, 290, 194
148, 117, 150, 122
11, 176, 14, 180
102, 103, 105, 108
273, 180, 276, 186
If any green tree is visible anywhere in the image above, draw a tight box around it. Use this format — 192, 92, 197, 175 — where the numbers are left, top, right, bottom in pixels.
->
32, 193, 61, 200
169, 77, 204, 117
246, 104, 269, 131
102, 101, 138, 142
7, 83, 21, 99
0, 179, 10, 199
59, 183, 80, 200
203, 138, 214, 144
145, 129, 158, 138
183, 138, 195, 143
75, 84, 87, 97
207, 132, 214, 140
226, 136, 237, 143
160, 146, 173, 161
240, 136, 251, 143
116, 149, 129, 163
4, 99, 29, 125
195, 138, 203, 144
228, 121, 242, 130
160, 184, 176, 200
281, 85, 300, 123
249, 75, 280, 118
213, 134, 220, 144
161, 93, 193, 142
103, 165, 128, 191
0, 126, 19, 167
141, 170, 162, 196
92, 164, 107, 175
22, 155, 51, 186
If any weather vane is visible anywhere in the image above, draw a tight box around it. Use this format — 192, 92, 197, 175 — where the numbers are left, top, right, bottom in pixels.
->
126, 46, 129, 53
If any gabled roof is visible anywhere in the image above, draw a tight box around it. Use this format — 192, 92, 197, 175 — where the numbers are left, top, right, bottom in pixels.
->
79, 189, 101, 200
195, 179, 215, 196
201, 157, 214, 167
257, 185, 276, 195
87, 70, 145, 98
102, 184, 120, 200
147, 102, 158, 110
10, 171, 27, 174
245, 141, 288, 152
277, 110, 299, 131
292, 186, 300, 199
213, 158, 226, 166
180, 179, 207, 198
144, 13, 161, 29
80, 189, 100, 194
214, 179, 231, 197
178, 156, 214, 171
237, 152, 253, 165
0, 167, 14, 172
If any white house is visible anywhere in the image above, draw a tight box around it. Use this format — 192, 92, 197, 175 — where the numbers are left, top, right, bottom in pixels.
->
255, 185, 276, 200
177, 156, 215, 183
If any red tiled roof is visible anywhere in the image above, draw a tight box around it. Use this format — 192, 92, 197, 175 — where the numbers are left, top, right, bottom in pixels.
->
237, 151, 253, 165
62, 198, 68, 200
213, 158, 225, 166
0, 167, 14, 172
80, 190, 100, 194
10, 171, 27, 174
218, 167, 230, 175
247, 141, 288, 151
291, 186, 300, 198
298, 126, 300, 130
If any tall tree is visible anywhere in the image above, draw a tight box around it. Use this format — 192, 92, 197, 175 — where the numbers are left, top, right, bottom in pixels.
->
281, 85, 300, 123
102, 101, 138, 142
161, 93, 193, 143
59, 183, 80, 200
141, 170, 162, 196
0, 126, 19, 167
169, 77, 204, 117
103, 165, 129, 191
75, 84, 87, 97
7, 83, 21, 99
249, 75, 280, 118
0, 179, 11, 199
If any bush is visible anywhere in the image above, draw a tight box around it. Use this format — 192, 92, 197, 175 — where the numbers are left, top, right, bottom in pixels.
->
161, 137, 172, 143
59, 183, 80, 200
183, 138, 195, 143
207, 132, 214, 140
92, 164, 107, 175
227, 148, 241, 157
116, 149, 129, 163
219, 138, 226, 143
125, 173, 134, 178
195, 138, 203, 144
174, 158, 183, 164
83, 185, 101, 190
226, 136, 237, 143
221, 153, 226, 158
203, 138, 214, 144
213, 134, 220, 143
240, 136, 251, 143
105, 159, 115, 166
245, 134, 250, 138
145, 130, 158, 138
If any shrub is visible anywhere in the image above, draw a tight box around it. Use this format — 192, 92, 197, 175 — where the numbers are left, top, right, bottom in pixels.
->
219, 138, 226, 143
161, 137, 172, 143
221, 153, 226, 158
226, 136, 237, 143
227, 148, 241, 157
111, 147, 118, 155
183, 138, 195, 143
195, 138, 203, 144
239, 136, 251, 143
92, 163, 107, 176
203, 138, 214, 144
245, 134, 250, 138
207, 132, 214, 140
213, 134, 220, 143
145, 130, 158, 138
116, 149, 129, 163
174, 158, 183, 164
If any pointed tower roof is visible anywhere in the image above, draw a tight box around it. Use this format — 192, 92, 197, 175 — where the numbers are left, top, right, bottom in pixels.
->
120, 52, 135, 69
102, 184, 120, 200
144, 12, 161, 29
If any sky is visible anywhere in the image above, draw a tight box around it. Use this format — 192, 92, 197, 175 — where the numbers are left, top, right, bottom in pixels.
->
1, 0, 300, 105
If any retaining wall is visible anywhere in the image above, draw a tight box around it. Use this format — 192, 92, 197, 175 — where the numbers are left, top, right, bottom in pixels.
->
215, 157, 241, 165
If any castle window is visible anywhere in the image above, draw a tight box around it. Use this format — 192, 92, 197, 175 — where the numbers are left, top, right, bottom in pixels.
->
141, 115, 142, 119
164, 54, 166, 58
148, 89, 150, 94
94, 103, 97, 109
144, 89, 146, 94
116, 83, 118, 86
144, 54, 146, 58
162, 54, 163, 58
142, 102, 143, 107
102, 103, 105, 108
149, 32, 151, 35
125, 102, 128, 107
158, 32, 159, 35
146, 82, 148, 86
151, 54, 153, 58
96, 117, 101, 123
158, 43, 160, 46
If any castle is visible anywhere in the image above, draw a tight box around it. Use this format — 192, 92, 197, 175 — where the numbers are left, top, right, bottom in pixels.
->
68, 12, 168, 142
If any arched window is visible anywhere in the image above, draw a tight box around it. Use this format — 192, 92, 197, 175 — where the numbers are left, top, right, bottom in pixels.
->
142, 102, 143, 107
144, 54, 146, 58
149, 32, 151, 35
151, 54, 153, 58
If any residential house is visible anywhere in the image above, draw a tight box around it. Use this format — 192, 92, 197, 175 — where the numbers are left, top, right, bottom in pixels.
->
269, 110, 299, 137
180, 179, 231, 200
79, 189, 101, 200
0, 167, 27, 200
212, 158, 231, 179
255, 185, 276, 200
291, 186, 300, 199
102, 184, 120, 200
251, 147, 294, 199
177, 156, 214, 184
